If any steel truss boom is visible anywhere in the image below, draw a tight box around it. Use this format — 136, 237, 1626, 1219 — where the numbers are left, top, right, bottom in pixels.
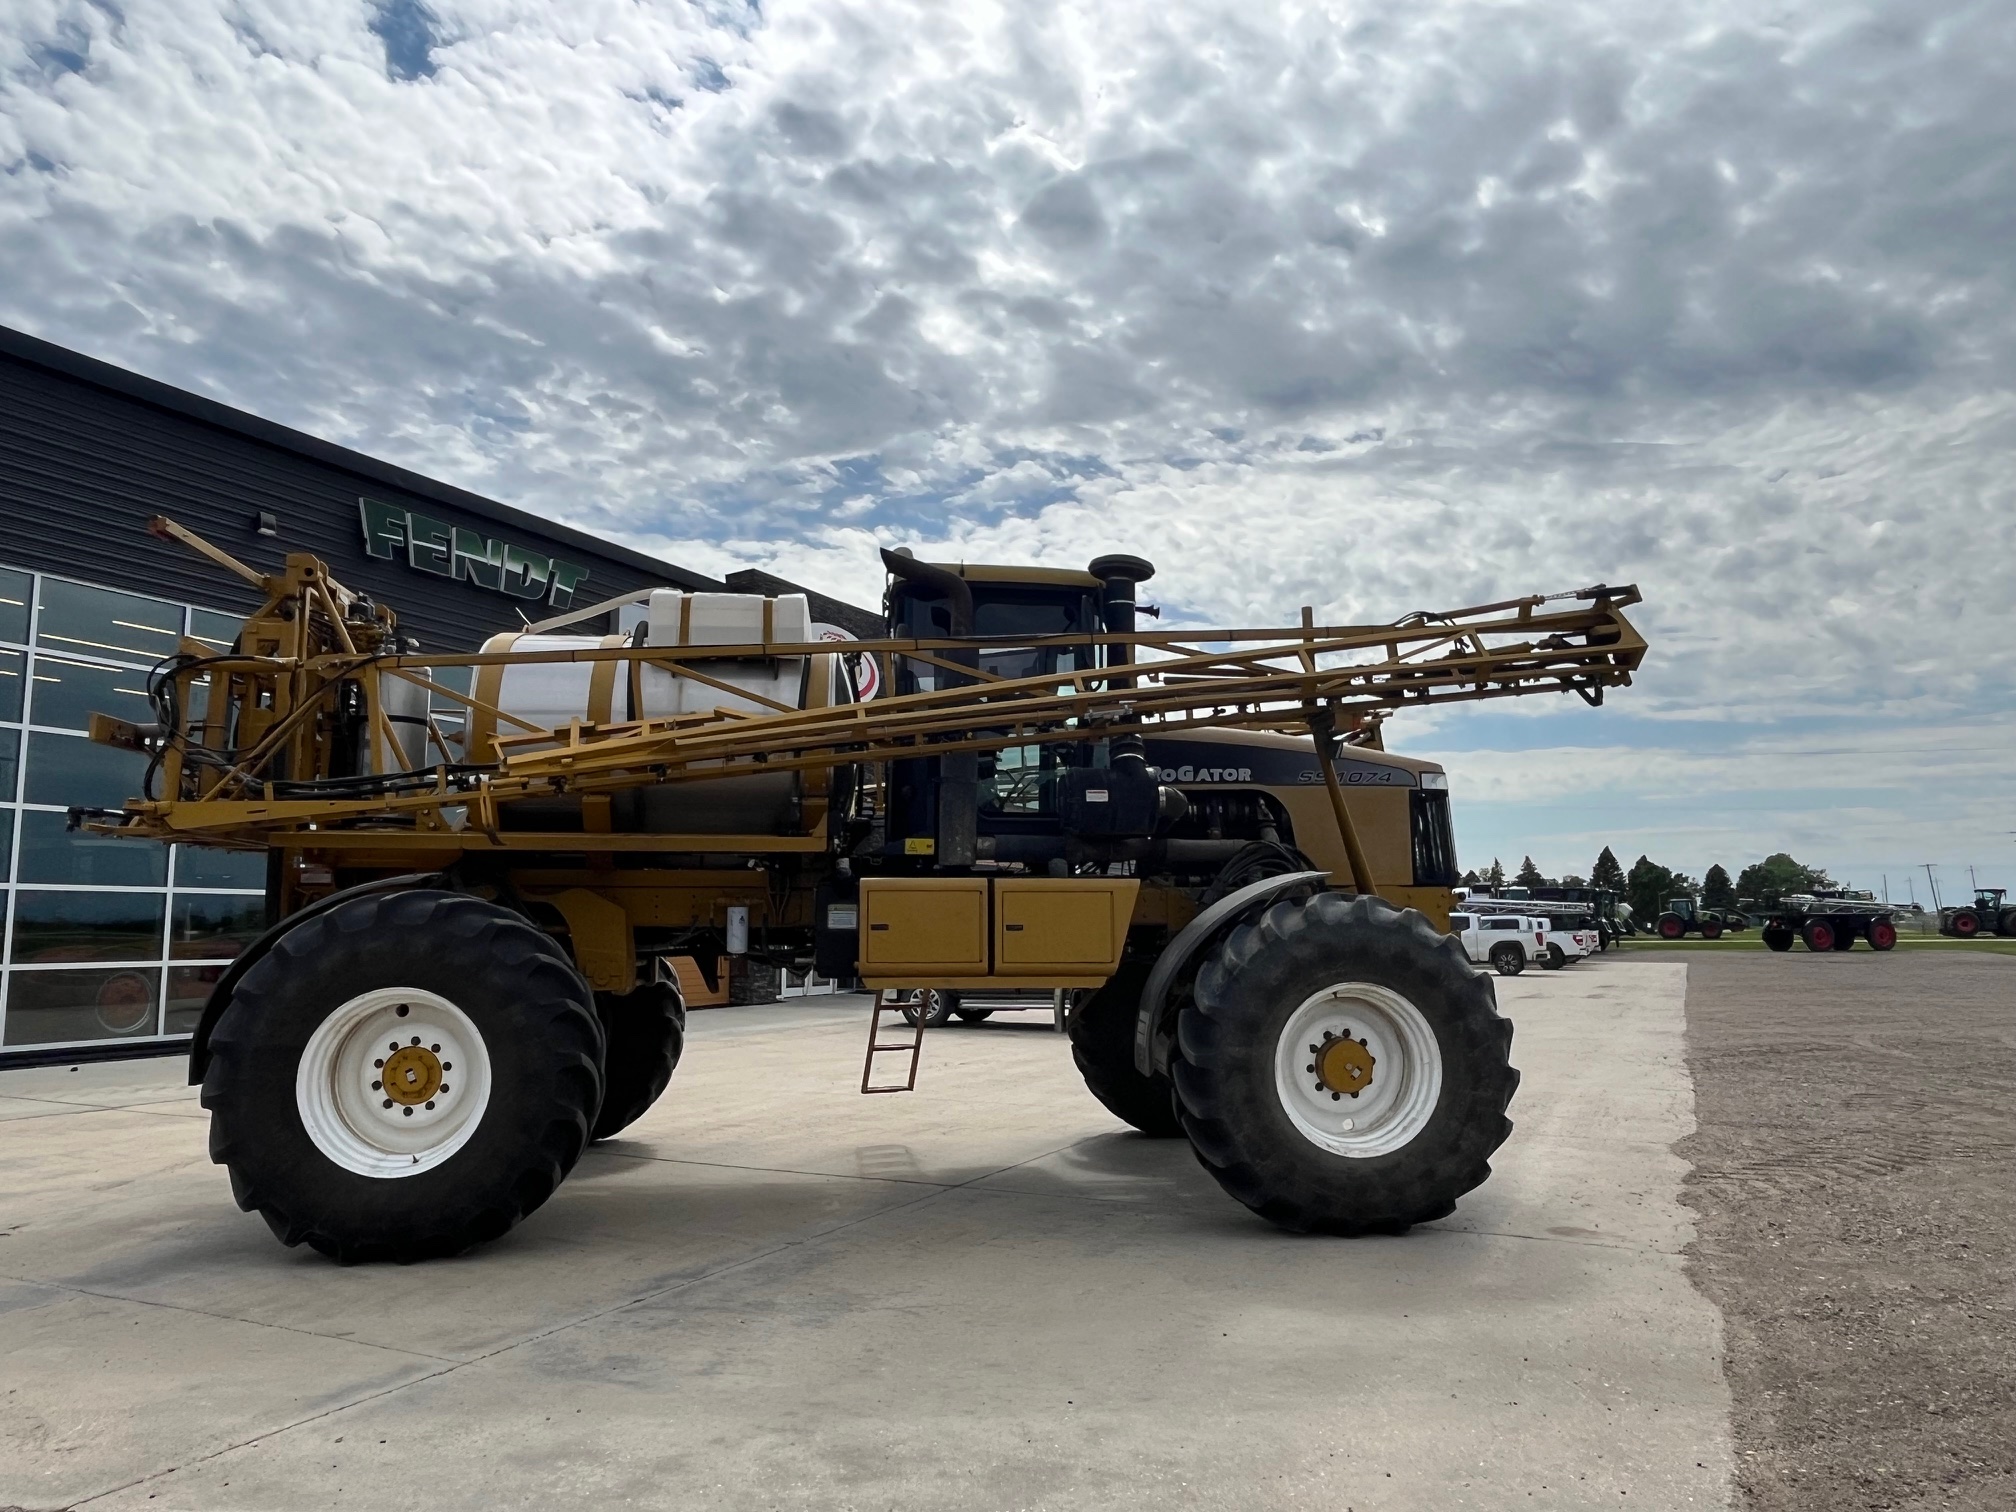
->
84, 522, 1645, 848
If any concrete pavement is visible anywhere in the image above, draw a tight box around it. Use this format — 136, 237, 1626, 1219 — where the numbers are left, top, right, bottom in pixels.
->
0, 964, 1731, 1510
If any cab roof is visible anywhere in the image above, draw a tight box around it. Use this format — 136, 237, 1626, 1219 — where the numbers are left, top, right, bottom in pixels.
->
923, 563, 1104, 589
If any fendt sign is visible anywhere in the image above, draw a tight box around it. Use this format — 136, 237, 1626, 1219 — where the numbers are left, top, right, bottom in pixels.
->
360, 498, 590, 609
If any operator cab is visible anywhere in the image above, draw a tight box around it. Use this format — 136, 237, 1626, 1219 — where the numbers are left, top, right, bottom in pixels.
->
880, 552, 1163, 872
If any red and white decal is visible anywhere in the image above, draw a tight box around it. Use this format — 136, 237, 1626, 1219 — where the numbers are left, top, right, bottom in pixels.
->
812, 623, 880, 701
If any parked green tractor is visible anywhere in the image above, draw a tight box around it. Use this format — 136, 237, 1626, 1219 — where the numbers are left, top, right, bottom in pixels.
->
1653, 896, 1746, 941
1938, 888, 2016, 939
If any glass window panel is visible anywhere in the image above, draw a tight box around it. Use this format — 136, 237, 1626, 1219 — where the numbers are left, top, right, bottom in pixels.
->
0, 808, 12, 880
166, 964, 224, 1034
24, 730, 151, 809
174, 846, 267, 889
35, 577, 181, 663
0, 647, 23, 722
981, 744, 1053, 816
3, 966, 162, 1046
187, 607, 243, 654
11, 889, 166, 964
17, 809, 168, 886
0, 727, 15, 803
171, 893, 267, 960
0, 566, 30, 646
28, 656, 155, 732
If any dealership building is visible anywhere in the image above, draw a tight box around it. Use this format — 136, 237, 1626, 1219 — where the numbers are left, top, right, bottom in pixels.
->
0, 324, 873, 1064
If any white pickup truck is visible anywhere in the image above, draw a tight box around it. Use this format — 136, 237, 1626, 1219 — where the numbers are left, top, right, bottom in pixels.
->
1535, 909, 1598, 969
1449, 911, 1550, 976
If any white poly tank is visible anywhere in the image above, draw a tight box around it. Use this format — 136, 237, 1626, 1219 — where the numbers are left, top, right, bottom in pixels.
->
469, 592, 844, 837
633, 590, 813, 720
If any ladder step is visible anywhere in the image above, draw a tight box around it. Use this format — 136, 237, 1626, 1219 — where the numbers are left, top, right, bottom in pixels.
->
860, 991, 926, 1094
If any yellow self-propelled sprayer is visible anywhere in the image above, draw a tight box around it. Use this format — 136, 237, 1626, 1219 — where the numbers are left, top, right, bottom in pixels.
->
82, 517, 1645, 1261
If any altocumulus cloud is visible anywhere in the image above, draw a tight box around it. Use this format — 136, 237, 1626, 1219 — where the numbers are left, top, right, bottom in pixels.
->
2, 0, 2013, 881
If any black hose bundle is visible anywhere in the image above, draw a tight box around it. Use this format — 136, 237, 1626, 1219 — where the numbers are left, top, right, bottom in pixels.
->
1200, 839, 1319, 906
140, 652, 491, 803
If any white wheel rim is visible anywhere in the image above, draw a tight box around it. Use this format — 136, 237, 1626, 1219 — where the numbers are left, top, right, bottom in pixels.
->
1273, 982, 1444, 1158
295, 987, 493, 1179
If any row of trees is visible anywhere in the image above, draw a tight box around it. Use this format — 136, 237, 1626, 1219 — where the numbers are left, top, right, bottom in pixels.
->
1462, 848, 1837, 923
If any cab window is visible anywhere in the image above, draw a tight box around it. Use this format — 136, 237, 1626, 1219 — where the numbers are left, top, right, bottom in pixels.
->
891, 586, 1097, 693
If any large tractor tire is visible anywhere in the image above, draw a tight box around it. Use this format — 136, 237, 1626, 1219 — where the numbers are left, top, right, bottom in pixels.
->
1069, 961, 1183, 1137
1949, 910, 1981, 938
1763, 925, 1795, 952
1831, 926, 1857, 951
1489, 944, 1525, 976
1867, 918, 1899, 952
1700, 918, 1725, 941
201, 890, 603, 1263
1999, 910, 2016, 937
591, 980, 686, 1140
1657, 913, 1686, 940
1172, 893, 1518, 1235
1802, 919, 1837, 952
901, 989, 959, 1028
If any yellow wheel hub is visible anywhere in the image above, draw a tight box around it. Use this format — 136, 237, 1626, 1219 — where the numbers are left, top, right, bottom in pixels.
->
378, 1043, 444, 1106
1313, 1033, 1375, 1098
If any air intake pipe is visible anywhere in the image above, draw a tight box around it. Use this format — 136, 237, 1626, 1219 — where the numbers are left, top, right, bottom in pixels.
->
1089, 554, 1157, 771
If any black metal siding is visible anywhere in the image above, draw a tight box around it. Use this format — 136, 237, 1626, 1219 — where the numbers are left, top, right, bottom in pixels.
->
0, 336, 725, 652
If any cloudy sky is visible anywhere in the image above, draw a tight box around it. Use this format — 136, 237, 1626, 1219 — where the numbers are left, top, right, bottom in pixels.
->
4, 0, 2012, 895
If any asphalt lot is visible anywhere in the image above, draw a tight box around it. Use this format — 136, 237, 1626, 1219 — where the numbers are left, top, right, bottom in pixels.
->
0, 965, 1727, 1511
1646, 948, 2016, 1511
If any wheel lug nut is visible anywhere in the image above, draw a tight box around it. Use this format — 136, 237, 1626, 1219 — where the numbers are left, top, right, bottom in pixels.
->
372, 1080, 382, 1090
410, 1036, 421, 1046
431, 1044, 441, 1052
402, 1107, 414, 1117
441, 1062, 452, 1071
382, 1098, 393, 1109
425, 1101, 436, 1111
439, 1083, 449, 1093
374, 1058, 384, 1069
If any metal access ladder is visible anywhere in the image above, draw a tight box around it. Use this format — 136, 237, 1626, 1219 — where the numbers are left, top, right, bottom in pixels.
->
860, 990, 925, 1094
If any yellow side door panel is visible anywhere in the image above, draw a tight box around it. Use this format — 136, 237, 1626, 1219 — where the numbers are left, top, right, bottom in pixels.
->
993, 878, 1139, 976
858, 878, 990, 974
